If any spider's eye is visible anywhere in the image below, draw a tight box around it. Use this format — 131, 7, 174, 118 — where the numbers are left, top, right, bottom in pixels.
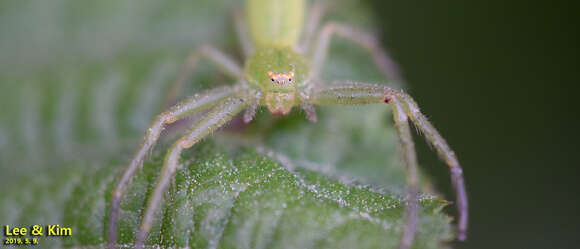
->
288, 78, 292, 82
271, 78, 274, 82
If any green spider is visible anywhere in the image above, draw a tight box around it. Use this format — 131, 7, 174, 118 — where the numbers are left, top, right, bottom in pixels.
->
108, 0, 468, 248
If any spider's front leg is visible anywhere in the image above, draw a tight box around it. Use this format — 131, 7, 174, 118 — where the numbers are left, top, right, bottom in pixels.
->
108, 85, 246, 249
134, 93, 250, 249
310, 82, 468, 247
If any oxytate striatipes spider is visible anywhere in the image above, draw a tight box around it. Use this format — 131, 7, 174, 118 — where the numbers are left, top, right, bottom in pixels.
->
108, 1, 468, 248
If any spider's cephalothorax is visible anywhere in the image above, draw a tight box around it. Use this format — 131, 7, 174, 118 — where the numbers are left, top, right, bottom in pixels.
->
244, 46, 309, 115
109, 1, 468, 249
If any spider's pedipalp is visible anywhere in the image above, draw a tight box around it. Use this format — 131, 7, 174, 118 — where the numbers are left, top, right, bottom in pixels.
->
134, 95, 249, 249
300, 98, 317, 122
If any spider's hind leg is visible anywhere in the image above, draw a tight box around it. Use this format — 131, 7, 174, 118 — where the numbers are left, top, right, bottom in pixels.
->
164, 45, 244, 107
309, 22, 403, 86
233, 10, 254, 58
297, 1, 327, 53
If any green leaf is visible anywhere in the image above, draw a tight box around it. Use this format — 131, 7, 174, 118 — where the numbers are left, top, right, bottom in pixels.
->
60, 140, 452, 249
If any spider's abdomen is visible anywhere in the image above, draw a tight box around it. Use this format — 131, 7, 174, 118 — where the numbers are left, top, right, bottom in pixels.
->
246, 0, 304, 47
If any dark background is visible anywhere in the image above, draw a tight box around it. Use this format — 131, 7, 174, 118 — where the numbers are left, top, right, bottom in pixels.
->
369, 0, 579, 248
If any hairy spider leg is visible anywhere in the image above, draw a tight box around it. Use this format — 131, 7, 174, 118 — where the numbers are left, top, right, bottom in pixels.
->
305, 18, 412, 247
298, 1, 327, 53
392, 98, 420, 249
134, 94, 250, 249
309, 22, 403, 86
401, 93, 468, 241
233, 10, 254, 58
108, 85, 244, 249
164, 45, 244, 107
243, 90, 261, 123
310, 82, 468, 247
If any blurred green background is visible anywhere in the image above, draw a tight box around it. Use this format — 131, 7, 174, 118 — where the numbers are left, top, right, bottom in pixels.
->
368, 0, 579, 248
1, 0, 578, 248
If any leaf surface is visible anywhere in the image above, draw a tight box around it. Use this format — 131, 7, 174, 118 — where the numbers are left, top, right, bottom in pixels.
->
60, 140, 452, 249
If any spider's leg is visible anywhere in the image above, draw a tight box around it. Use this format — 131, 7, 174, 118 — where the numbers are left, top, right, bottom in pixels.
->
233, 10, 254, 58
164, 45, 244, 106
309, 22, 403, 85
392, 97, 420, 249
108, 85, 244, 249
297, 1, 327, 53
134, 94, 249, 249
299, 90, 318, 122
310, 82, 468, 243
301, 100, 318, 122
400, 92, 468, 241
243, 90, 261, 123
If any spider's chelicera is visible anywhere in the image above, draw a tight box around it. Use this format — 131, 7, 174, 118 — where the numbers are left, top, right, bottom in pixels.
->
108, 1, 468, 249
